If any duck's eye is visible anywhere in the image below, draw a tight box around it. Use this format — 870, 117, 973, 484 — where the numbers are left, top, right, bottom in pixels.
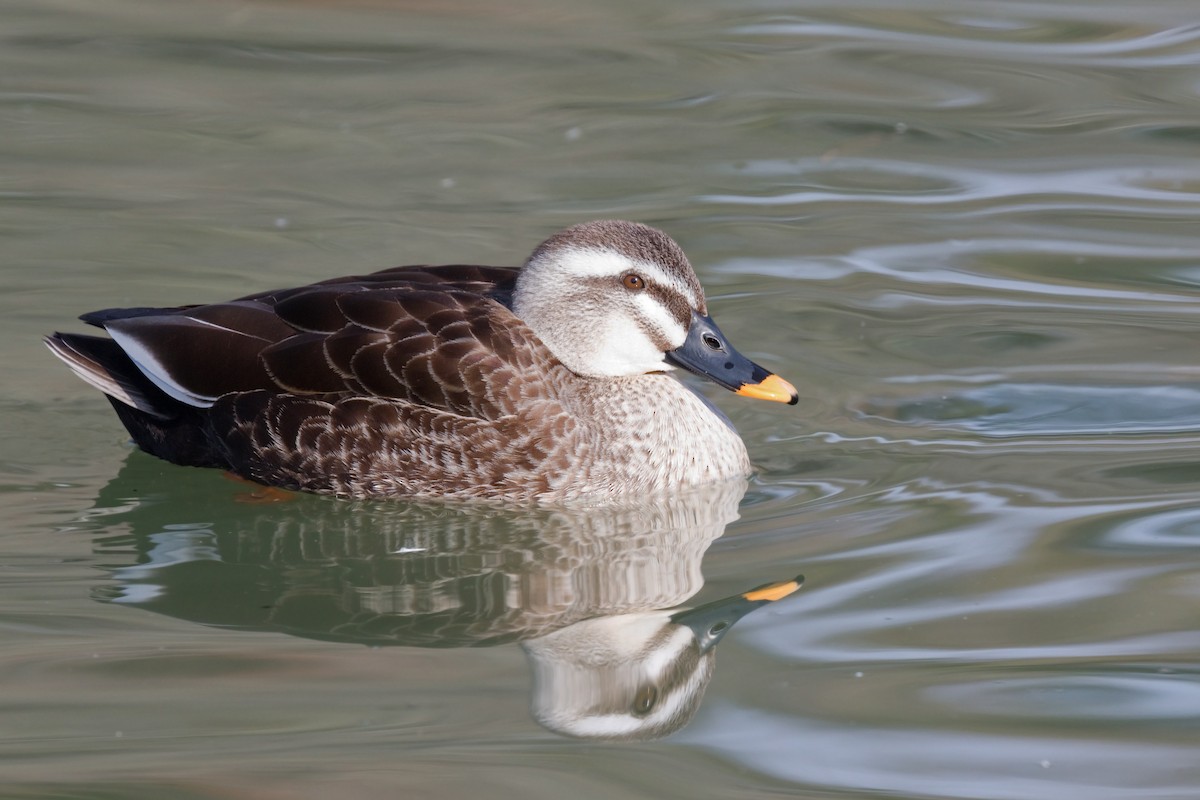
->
632, 685, 658, 716
622, 273, 646, 291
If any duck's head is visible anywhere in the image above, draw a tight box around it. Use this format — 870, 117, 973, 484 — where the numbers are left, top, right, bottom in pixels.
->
513, 220, 798, 404
522, 575, 804, 740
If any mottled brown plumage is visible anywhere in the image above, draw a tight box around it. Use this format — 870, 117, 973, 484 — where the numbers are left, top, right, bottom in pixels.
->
46, 221, 796, 503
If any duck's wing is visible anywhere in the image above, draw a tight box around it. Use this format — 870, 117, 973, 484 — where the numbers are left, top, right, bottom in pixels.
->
73, 265, 561, 421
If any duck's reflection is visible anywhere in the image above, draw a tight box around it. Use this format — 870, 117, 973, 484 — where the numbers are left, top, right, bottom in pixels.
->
87, 453, 802, 740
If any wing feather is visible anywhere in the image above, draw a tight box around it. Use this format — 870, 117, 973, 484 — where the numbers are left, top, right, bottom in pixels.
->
273, 287, 362, 334
259, 333, 347, 394
81, 264, 555, 420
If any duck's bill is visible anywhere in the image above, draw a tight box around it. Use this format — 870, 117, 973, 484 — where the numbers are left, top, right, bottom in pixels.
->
735, 373, 799, 404
670, 575, 804, 654
665, 311, 799, 405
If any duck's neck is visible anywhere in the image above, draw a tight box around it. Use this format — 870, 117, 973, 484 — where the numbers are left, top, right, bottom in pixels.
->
555, 373, 752, 500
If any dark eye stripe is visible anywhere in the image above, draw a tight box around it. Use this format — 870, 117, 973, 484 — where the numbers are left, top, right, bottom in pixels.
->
647, 284, 694, 329
631, 292, 691, 351
577, 275, 696, 328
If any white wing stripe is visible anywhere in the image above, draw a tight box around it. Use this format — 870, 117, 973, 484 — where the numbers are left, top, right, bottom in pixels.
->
107, 327, 217, 408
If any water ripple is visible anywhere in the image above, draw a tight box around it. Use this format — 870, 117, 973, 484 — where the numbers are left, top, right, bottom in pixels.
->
704, 158, 1200, 212
720, 237, 1200, 312
732, 18, 1200, 68
1093, 506, 1200, 551
686, 703, 1200, 800
929, 672, 1200, 721
859, 383, 1200, 437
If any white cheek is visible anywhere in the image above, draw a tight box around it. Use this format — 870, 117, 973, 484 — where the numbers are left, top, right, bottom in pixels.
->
586, 315, 668, 376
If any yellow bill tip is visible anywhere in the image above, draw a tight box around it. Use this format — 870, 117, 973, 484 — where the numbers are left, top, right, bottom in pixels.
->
735, 373, 799, 405
743, 575, 804, 603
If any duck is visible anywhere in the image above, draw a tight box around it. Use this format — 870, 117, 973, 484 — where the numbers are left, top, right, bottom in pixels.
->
45, 220, 797, 503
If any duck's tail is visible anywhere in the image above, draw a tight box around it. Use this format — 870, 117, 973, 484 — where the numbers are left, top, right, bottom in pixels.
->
45, 331, 167, 417
44, 331, 222, 468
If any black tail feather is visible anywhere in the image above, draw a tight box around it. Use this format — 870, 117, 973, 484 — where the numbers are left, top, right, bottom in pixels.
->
105, 394, 225, 469
45, 331, 224, 469
46, 332, 169, 416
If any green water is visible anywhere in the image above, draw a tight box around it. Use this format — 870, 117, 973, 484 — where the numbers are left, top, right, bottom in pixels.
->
5, 0, 1200, 797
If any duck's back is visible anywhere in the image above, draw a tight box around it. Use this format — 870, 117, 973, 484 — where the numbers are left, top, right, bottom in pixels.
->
46, 265, 595, 500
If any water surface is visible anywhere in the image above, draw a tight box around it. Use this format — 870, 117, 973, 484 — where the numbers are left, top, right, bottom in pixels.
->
4, 0, 1200, 797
